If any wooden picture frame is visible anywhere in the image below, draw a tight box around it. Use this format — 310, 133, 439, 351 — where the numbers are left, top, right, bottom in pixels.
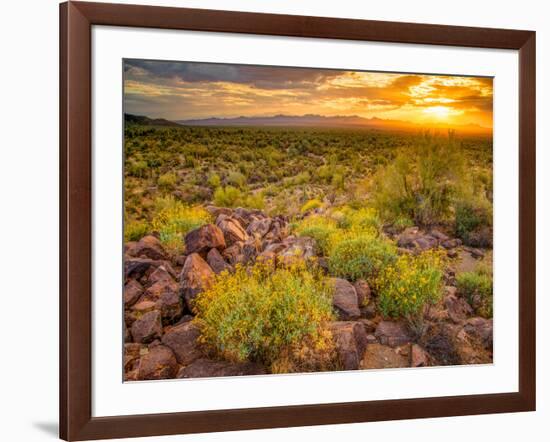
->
60, 1, 536, 440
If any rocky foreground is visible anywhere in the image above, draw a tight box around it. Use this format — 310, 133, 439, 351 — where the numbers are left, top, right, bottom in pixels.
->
124, 206, 493, 381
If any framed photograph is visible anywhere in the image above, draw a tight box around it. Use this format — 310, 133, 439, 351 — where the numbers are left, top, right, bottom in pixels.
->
60, 1, 536, 440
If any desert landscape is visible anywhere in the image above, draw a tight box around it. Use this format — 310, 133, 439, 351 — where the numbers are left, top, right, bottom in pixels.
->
123, 60, 493, 381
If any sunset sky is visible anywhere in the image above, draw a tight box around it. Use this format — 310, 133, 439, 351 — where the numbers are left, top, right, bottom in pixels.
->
124, 59, 493, 128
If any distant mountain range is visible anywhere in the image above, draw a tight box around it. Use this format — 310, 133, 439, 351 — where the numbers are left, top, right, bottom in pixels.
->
125, 113, 491, 135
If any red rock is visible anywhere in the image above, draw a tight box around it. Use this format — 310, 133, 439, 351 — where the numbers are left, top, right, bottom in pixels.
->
130, 310, 162, 344
206, 248, 232, 274
444, 289, 474, 324
410, 344, 431, 367
177, 358, 266, 378
145, 278, 179, 301
161, 321, 203, 365
155, 290, 183, 323
216, 216, 248, 246
331, 278, 360, 320
375, 321, 413, 348
137, 345, 177, 380
124, 279, 143, 307
180, 253, 214, 310
184, 224, 226, 255
330, 321, 368, 370
126, 235, 168, 260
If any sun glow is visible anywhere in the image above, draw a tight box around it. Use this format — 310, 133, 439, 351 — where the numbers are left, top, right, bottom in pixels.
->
423, 106, 451, 119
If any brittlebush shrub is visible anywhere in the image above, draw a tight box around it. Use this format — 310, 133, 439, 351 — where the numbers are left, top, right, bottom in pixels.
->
328, 234, 397, 282
294, 216, 339, 255
300, 198, 323, 214
376, 251, 445, 323
456, 266, 493, 318
213, 185, 242, 207
294, 207, 383, 257
150, 196, 211, 252
124, 219, 149, 242
194, 260, 337, 373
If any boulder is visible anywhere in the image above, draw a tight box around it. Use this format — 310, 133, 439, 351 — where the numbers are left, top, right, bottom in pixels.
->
145, 278, 179, 301
330, 321, 368, 370
204, 205, 233, 218
184, 224, 226, 255
279, 237, 316, 265
124, 279, 143, 307
444, 289, 473, 323
155, 290, 183, 323
124, 258, 176, 281
247, 218, 272, 239
161, 321, 203, 365
124, 343, 143, 372
464, 317, 493, 351
375, 321, 413, 348
130, 310, 162, 344
216, 216, 248, 246
331, 278, 360, 320
180, 253, 214, 310
353, 279, 371, 306
441, 238, 462, 249
410, 344, 431, 367
148, 265, 176, 285
137, 345, 178, 380
177, 358, 267, 378
430, 229, 449, 241
222, 242, 245, 266
206, 248, 232, 274
126, 235, 168, 261
361, 343, 409, 369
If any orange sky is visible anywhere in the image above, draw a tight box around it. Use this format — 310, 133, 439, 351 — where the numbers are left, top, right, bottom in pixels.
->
124, 60, 493, 128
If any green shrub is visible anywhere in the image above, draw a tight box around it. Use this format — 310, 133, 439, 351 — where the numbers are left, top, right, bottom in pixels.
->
207, 172, 221, 188
243, 192, 266, 210
372, 132, 466, 225
127, 160, 148, 178
157, 172, 178, 189
194, 260, 336, 372
376, 251, 445, 323
150, 196, 211, 252
456, 267, 493, 317
328, 234, 397, 282
227, 171, 247, 188
213, 186, 242, 207
393, 216, 415, 230
455, 202, 491, 244
300, 199, 323, 214
294, 216, 339, 255
124, 219, 149, 242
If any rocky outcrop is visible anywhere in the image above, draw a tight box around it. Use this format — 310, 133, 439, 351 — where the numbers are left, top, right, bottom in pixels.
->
330, 321, 368, 370
126, 235, 168, 261
331, 278, 361, 320
206, 247, 232, 274
184, 224, 225, 255
137, 345, 178, 380
131, 310, 162, 344
375, 321, 413, 348
180, 253, 214, 310
177, 358, 267, 378
161, 321, 203, 366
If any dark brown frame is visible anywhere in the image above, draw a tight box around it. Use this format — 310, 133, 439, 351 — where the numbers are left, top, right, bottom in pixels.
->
60, 1, 536, 440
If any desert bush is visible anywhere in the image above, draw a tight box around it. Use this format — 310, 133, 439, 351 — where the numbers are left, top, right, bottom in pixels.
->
127, 159, 148, 178
294, 216, 340, 255
376, 250, 445, 323
456, 266, 493, 318
150, 196, 211, 252
328, 234, 397, 282
213, 186, 242, 207
243, 192, 266, 210
157, 172, 178, 189
334, 207, 381, 235
455, 200, 492, 245
393, 216, 415, 231
124, 219, 149, 242
300, 198, 323, 214
372, 132, 467, 225
207, 172, 221, 188
194, 260, 336, 372
227, 171, 247, 188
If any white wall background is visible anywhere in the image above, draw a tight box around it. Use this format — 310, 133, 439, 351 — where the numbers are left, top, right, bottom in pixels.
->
0, 0, 547, 441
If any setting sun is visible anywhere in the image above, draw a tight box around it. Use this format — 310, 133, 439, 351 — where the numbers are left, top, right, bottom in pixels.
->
423, 106, 451, 119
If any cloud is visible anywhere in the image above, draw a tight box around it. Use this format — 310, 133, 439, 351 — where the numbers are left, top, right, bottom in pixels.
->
123, 59, 493, 127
